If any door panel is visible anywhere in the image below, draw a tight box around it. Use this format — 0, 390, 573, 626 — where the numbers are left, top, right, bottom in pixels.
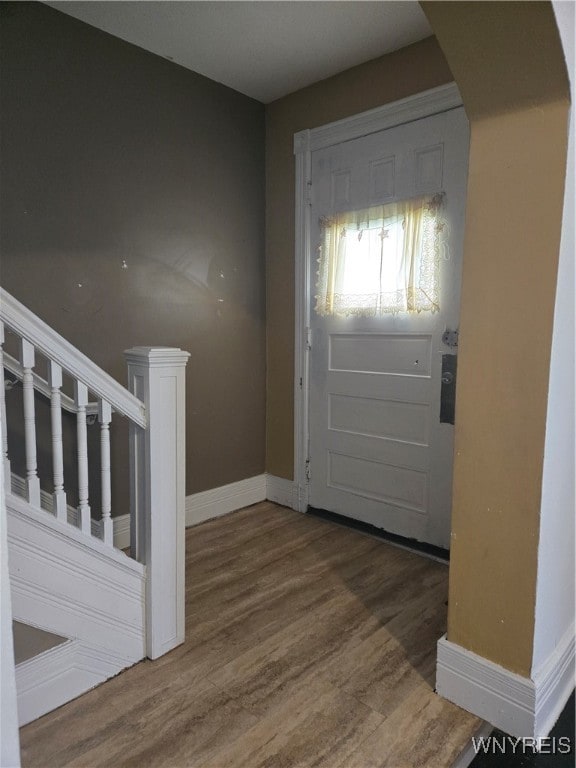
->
328, 452, 428, 512
308, 107, 470, 549
329, 333, 432, 376
329, 394, 430, 445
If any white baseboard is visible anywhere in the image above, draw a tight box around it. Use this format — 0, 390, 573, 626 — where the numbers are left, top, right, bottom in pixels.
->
185, 474, 267, 527
533, 623, 575, 737
436, 629, 575, 739
15, 639, 136, 726
266, 474, 297, 508
437, 635, 535, 737
184, 473, 298, 527
11, 471, 297, 553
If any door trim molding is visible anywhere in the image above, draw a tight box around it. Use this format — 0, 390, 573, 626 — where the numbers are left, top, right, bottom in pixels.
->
293, 82, 463, 512
294, 82, 463, 155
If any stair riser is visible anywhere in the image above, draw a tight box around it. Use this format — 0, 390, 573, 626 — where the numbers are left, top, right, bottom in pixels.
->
8, 493, 146, 722
8, 504, 145, 656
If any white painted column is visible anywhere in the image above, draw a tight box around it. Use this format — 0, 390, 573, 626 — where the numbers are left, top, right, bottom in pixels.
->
0, 433, 21, 768
0, 322, 11, 486
74, 380, 91, 534
47, 361, 67, 522
532, 1, 575, 737
124, 347, 190, 660
98, 399, 113, 546
20, 339, 41, 508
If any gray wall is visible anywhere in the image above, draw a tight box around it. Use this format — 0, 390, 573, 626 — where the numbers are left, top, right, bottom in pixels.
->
0, 2, 266, 506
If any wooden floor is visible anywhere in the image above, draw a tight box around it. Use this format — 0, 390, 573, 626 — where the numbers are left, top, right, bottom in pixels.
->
20, 502, 482, 768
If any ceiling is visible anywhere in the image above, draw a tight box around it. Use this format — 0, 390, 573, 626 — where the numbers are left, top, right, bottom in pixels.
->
46, 1, 432, 103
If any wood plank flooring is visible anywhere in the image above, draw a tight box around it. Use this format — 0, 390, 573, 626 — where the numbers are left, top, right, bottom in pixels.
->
19, 502, 482, 767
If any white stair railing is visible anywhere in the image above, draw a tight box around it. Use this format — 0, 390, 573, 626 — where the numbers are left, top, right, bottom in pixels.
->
20, 339, 41, 509
99, 398, 113, 546
0, 287, 189, 659
0, 323, 12, 484
47, 360, 67, 521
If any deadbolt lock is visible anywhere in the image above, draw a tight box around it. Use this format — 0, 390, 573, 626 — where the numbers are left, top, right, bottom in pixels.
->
442, 329, 459, 348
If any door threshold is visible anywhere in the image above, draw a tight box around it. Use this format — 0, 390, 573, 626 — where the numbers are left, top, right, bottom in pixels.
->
306, 506, 450, 563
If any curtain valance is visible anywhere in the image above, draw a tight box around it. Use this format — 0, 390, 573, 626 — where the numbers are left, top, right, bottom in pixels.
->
315, 193, 446, 317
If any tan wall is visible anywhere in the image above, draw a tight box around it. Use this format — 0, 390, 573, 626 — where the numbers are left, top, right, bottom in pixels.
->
266, 2, 569, 677
422, 1, 569, 676
447, 104, 568, 674
265, 37, 454, 478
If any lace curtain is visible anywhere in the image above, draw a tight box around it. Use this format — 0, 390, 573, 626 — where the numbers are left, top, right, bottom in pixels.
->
314, 193, 446, 317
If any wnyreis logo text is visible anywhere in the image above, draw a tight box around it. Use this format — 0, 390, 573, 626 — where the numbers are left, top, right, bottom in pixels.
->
471, 735, 572, 755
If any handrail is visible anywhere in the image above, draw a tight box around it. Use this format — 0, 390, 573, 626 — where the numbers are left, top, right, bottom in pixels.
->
0, 288, 146, 428
3, 352, 99, 416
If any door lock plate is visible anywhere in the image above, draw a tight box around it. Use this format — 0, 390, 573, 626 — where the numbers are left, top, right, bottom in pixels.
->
442, 329, 459, 348
440, 354, 457, 424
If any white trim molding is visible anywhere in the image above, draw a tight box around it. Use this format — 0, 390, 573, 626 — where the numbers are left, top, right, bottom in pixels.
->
266, 475, 297, 509
185, 474, 298, 527
186, 474, 267, 527
532, 623, 576, 738
292, 83, 463, 517
294, 82, 463, 154
10, 474, 298, 566
0, 453, 20, 767
15, 639, 135, 726
436, 629, 575, 738
293, 129, 312, 513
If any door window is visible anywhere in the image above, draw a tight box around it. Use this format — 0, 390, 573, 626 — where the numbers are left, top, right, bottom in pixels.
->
315, 193, 446, 317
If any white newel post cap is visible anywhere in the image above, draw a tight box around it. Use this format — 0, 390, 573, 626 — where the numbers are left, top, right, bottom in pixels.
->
124, 347, 190, 368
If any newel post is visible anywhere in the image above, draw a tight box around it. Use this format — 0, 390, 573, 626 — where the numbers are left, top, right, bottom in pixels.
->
124, 347, 190, 660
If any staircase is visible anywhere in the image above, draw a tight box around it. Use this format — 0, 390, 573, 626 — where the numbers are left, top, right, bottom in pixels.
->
0, 288, 189, 738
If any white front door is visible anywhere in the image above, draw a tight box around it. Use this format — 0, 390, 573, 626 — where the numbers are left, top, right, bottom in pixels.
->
307, 107, 469, 549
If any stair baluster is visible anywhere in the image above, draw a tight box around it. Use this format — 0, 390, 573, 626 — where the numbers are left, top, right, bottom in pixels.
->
20, 339, 41, 508
98, 399, 113, 546
74, 380, 91, 534
0, 322, 11, 484
47, 361, 67, 522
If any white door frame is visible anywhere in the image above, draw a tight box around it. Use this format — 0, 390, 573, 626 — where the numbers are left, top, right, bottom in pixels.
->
293, 82, 463, 513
